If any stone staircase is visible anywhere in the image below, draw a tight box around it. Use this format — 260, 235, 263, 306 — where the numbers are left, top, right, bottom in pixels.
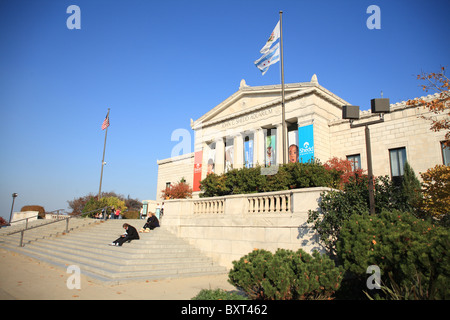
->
0, 219, 227, 284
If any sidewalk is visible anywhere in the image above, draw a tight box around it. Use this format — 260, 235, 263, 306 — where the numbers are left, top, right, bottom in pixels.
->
0, 248, 236, 300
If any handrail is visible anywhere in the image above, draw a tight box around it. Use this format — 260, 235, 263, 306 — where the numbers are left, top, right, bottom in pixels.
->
8, 214, 39, 228
7, 206, 111, 247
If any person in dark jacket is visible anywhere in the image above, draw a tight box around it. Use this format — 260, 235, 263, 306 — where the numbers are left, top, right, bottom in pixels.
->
109, 223, 140, 246
139, 213, 160, 232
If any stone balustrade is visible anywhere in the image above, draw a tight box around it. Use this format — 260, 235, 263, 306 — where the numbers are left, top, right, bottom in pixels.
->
162, 187, 332, 268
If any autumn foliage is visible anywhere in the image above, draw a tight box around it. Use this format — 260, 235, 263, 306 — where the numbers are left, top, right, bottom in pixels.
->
161, 179, 193, 200
419, 165, 450, 219
406, 66, 450, 147
324, 157, 366, 189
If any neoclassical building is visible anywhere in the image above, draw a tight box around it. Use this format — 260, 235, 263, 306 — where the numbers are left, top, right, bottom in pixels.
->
156, 75, 448, 199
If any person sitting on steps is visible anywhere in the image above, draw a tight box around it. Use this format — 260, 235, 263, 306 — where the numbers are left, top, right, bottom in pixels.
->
109, 223, 139, 246
139, 212, 160, 233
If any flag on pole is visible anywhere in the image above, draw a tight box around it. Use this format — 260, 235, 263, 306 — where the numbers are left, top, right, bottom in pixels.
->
259, 21, 280, 54
255, 43, 280, 75
255, 20, 281, 75
101, 112, 110, 130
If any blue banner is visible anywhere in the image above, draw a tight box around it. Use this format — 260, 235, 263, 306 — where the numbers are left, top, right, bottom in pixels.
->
298, 124, 314, 163
244, 137, 254, 168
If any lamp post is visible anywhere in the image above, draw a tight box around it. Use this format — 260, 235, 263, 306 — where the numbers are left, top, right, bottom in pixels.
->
8, 193, 18, 224
342, 98, 390, 215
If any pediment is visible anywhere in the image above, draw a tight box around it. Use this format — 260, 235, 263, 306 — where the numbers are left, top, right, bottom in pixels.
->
193, 82, 304, 128
191, 76, 351, 130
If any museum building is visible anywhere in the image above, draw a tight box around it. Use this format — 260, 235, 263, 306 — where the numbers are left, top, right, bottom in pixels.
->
156, 74, 449, 199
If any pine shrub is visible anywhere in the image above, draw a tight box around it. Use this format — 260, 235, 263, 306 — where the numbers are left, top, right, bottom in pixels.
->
337, 210, 450, 299
228, 248, 343, 300
191, 288, 248, 300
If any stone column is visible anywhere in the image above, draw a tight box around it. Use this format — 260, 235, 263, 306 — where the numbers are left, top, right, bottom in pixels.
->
234, 133, 244, 169
255, 128, 265, 166
215, 137, 225, 175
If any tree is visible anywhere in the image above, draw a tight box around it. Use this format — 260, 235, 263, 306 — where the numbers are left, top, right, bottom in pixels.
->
406, 66, 450, 147
161, 178, 193, 199
323, 157, 365, 189
0, 217, 7, 227
68, 192, 141, 215
391, 162, 422, 214
419, 164, 450, 224
82, 196, 127, 217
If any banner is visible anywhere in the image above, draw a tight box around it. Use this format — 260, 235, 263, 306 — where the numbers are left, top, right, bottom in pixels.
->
298, 124, 314, 163
193, 150, 203, 192
225, 140, 234, 173
265, 129, 276, 167
288, 129, 299, 163
207, 143, 215, 174
244, 137, 254, 168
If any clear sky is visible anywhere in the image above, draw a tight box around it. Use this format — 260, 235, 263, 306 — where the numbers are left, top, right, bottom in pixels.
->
0, 0, 449, 220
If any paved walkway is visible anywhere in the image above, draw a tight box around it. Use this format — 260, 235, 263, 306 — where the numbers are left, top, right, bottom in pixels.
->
0, 248, 236, 300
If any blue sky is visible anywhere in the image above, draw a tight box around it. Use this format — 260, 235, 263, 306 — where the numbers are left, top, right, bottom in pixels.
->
0, 0, 449, 219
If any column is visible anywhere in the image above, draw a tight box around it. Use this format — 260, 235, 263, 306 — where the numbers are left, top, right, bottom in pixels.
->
234, 134, 244, 169
215, 137, 225, 175
255, 128, 265, 166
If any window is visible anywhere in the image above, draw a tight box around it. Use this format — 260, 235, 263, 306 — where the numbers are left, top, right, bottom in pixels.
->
442, 142, 450, 165
346, 154, 361, 171
165, 182, 171, 189
389, 147, 407, 177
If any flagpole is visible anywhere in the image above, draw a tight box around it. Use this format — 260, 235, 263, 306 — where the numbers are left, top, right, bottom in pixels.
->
98, 108, 110, 200
279, 11, 286, 165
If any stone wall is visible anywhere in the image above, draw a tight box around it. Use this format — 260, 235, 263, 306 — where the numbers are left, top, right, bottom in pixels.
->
156, 153, 194, 200
161, 187, 330, 269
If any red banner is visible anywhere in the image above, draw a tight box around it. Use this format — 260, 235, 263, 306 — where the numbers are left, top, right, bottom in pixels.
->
193, 150, 203, 192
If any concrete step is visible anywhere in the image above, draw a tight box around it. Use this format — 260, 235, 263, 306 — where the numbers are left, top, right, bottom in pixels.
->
0, 218, 227, 284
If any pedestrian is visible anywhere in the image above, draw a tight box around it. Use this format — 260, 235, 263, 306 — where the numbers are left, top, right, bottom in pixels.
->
109, 223, 140, 246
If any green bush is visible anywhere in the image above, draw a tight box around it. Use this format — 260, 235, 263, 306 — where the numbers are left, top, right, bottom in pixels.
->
200, 161, 338, 197
228, 249, 343, 300
191, 288, 248, 300
307, 171, 423, 257
337, 210, 450, 299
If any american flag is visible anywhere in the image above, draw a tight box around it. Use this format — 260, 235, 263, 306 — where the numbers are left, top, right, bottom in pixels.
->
101, 113, 110, 130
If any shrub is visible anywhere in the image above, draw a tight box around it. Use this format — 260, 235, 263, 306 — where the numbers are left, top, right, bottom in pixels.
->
307, 172, 422, 257
122, 210, 140, 219
82, 196, 127, 218
307, 175, 370, 256
337, 210, 450, 299
324, 157, 365, 189
21, 205, 46, 219
191, 288, 248, 300
200, 160, 338, 197
228, 249, 343, 300
419, 164, 450, 224
161, 178, 193, 199
0, 216, 7, 226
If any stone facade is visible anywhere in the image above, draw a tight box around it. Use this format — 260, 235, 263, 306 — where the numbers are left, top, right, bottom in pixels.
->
157, 75, 448, 199
155, 75, 448, 269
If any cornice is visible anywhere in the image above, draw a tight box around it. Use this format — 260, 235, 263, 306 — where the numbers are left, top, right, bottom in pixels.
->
328, 92, 443, 127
